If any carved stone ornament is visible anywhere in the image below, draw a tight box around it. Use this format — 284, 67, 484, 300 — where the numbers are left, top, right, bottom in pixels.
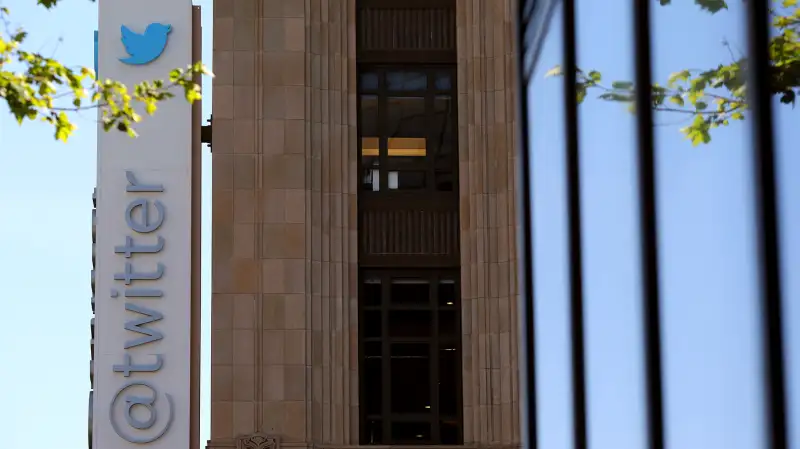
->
236, 433, 280, 449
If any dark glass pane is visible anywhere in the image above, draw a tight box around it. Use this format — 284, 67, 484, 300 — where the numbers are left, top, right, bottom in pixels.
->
389, 310, 431, 338
391, 422, 431, 444
365, 341, 381, 357
439, 346, 458, 415
364, 311, 381, 338
391, 279, 429, 305
364, 419, 383, 444
388, 170, 426, 190
365, 351, 382, 414
432, 96, 455, 165
387, 71, 427, 91
439, 310, 457, 337
390, 343, 431, 414
435, 170, 454, 191
434, 71, 452, 90
440, 420, 460, 444
360, 95, 380, 191
360, 95, 378, 138
438, 279, 457, 307
387, 97, 427, 165
360, 71, 379, 90
364, 278, 382, 307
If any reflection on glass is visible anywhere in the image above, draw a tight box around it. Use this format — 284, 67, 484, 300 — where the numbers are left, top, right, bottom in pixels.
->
387, 97, 427, 166
651, 3, 765, 449
387, 171, 426, 190
571, 0, 647, 447
770, 4, 800, 447
387, 71, 427, 91
361, 71, 379, 91
434, 71, 452, 90
361, 95, 380, 191
432, 96, 454, 162
526, 4, 575, 449
387, 137, 427, 158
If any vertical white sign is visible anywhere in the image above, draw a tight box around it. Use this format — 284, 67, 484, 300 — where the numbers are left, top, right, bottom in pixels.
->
93, 0, 193, 448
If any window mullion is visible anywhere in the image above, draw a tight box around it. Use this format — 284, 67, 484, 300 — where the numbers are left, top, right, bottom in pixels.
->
425, 70, 436, 193
378, 69, 389, 192
430, 274, 441, 443
381, 272, 392, 443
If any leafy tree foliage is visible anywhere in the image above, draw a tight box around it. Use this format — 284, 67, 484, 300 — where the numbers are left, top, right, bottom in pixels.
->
0, 0, 211, 142
549, 0, 799, 145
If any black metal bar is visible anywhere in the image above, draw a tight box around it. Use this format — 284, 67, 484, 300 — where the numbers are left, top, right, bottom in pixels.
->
632, 2, 665, 449
513, 0, 538, 449
561, 1, 588, 449
744, 2, 789, 449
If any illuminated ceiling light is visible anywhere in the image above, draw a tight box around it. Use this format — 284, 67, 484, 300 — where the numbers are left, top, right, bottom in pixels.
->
425, 405, 431, 409
446, 301, 454, 305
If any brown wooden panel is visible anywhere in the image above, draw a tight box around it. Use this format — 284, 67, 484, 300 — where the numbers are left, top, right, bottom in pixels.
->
357, 0, 456, 62
359, 193, 460, 267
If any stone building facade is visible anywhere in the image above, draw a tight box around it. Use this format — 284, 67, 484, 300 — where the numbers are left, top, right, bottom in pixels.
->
208, 1, 521, 448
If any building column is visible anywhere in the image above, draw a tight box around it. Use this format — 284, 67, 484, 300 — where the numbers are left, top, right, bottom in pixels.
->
457, 0, 521, 446
208, 0, 358, 448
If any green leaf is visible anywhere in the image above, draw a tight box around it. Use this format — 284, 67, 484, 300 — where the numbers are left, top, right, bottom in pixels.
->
545, 65, 563, 78
695, 101, 708, 110
669, 95, 685, 106
611, 80, 634, 90
667, 70, 691, 87
780, 90, 796, 105
695, 0, 728, 13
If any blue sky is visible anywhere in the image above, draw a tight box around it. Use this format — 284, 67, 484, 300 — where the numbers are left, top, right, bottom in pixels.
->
0, 1, 798, 449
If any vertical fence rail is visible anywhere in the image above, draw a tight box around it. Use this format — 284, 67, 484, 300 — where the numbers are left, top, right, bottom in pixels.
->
517, 3, 792, 449
560, 2, 589, 449
631, 4, 667, 449
744, 2, 790, 449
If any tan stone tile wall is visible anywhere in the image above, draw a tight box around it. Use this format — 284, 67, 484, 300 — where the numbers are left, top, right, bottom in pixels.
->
457, 0, 521, 445
210, 0, 358, 448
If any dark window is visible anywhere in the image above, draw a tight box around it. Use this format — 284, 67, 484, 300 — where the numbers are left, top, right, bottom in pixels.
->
360, 270, 463, 445
358, 68, 458, 193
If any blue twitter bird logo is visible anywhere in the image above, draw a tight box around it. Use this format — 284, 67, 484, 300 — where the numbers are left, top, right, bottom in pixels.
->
119, 23, 172, 65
